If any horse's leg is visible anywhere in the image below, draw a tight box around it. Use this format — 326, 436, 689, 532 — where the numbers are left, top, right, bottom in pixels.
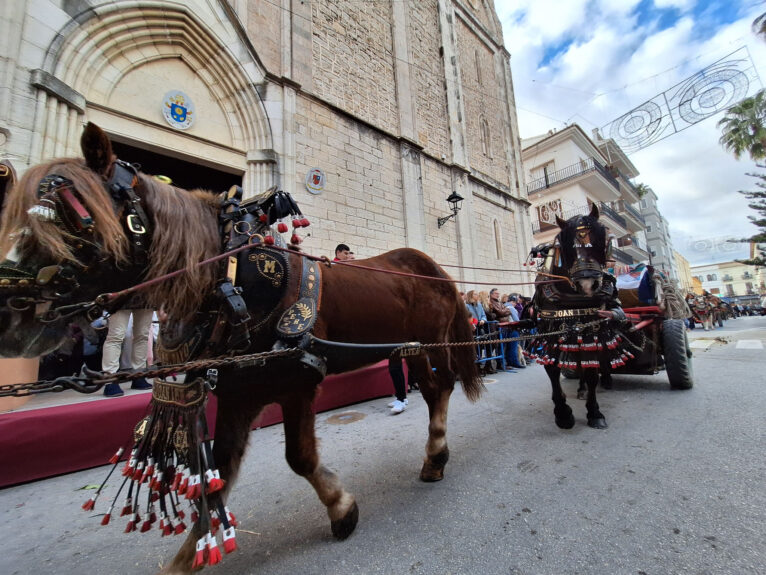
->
600, 361, 613, 390
412, 352, 454, 482
576, 373, 586, 400
161, 393, 262, 575
546, 364, 575, 429
584, 369, 608, 429
280, 391, 358, 540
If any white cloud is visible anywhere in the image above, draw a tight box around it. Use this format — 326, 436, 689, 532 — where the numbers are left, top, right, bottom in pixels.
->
498, 0, 766, 262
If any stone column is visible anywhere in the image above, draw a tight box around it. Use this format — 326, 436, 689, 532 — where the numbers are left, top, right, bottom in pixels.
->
392, 0, 426, 250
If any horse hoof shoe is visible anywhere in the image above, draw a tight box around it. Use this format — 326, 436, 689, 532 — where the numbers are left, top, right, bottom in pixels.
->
331, 501, 358, 540
588, 418, 608, 429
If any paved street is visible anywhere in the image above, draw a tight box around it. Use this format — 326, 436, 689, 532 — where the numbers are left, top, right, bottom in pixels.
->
2, 316, 765, 575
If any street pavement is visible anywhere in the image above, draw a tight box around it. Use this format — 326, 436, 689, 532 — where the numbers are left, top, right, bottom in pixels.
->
2, 317, 765, 575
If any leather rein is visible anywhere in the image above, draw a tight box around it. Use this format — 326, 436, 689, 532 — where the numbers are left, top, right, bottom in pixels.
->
0, 160, 152, 323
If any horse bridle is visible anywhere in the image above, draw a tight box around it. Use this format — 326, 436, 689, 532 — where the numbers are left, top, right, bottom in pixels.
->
0, 159, 153, 322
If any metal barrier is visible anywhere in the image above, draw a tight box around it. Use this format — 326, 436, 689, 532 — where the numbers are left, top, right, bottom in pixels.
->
474, 321, 506, 371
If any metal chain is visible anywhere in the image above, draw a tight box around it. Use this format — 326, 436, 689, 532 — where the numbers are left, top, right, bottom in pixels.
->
0, 319, 614, 398
0, 347, 304, 398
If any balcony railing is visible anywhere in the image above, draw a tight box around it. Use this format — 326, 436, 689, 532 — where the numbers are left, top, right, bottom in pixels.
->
611, 246, 634, 265
597, 202, 627, 229
616, 170, 642, 199
722, 275, 733, 282
613, 200, 645, 225
618, 234, 648, 253
526, 157, 619, 195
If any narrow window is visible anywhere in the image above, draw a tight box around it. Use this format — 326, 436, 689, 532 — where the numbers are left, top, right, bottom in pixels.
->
475, 49, 482, 85
480, 117, 491, 157
493, 219, 503, 259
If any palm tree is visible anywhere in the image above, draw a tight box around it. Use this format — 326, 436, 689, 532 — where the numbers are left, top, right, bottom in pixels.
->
717, 89, 766, 161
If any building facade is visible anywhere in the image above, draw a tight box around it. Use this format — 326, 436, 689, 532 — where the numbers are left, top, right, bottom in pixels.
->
638, 188, 680, 284
690, 259, 764, 305
0, 0, 531, 288
673, 250, 694, 294
521, 124, 649, 266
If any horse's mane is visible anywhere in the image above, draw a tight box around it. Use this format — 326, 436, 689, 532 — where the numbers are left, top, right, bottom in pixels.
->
0, 159, 220, 319
0, 158, 129, 263
139, 176, 220, 318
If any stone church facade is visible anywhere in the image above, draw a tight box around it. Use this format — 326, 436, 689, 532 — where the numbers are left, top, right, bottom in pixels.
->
1, 0, 531, 288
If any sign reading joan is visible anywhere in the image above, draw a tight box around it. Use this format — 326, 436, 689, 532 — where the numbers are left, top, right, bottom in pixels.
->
162, 90, 195, 130
305, 168, 325, 194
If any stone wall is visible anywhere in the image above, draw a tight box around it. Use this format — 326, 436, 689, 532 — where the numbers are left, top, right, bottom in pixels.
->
294, 96, 406, 260
310, 1, 399, 136
456, 18, 509, 187
407, 0, 451, 158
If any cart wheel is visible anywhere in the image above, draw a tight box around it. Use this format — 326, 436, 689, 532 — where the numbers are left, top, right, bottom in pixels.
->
662, 319, 693, 389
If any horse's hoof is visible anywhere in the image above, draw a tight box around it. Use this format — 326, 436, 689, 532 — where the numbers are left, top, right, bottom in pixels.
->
331, 500, 358, 540
588, 418, 608, 429
576, 390, 586, 400
555, 415, 576, 429
420, 448, 449, 482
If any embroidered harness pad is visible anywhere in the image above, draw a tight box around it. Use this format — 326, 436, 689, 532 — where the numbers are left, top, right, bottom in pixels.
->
276, 256, 321, 340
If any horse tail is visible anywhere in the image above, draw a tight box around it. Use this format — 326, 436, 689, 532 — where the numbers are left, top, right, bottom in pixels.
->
449, 294, 483, 402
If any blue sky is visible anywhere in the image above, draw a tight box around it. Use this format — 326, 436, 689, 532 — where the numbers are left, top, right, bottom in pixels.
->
496, 0, 766, 265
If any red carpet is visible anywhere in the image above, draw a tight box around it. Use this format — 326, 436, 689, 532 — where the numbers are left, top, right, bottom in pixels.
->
0, 361, 394, 488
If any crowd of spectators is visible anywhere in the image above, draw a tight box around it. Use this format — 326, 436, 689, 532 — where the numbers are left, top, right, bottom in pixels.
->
461, 289, 531, 375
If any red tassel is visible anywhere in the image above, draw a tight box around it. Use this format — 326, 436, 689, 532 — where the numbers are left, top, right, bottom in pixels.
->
277, 222, 288, 233
132, 462, 145, 481
174, 518, 187, 535
82, 496, 96, 511
177, 510, 186, 520
140, 519, 152, 533
207, 533, 222, 566
300, 218, 310, 227
292, 219, 301, 228
101, 513, 111, 526
226, 507, 238, 527
205, 469, 225, 494
223, 527, 237, 554
108, 447, 124, 465
264, 235, 275, 246
191, 510, 199, 524
124, 513, 136, 533
185, 474, 201, 500
259, 213, 268, 223
191, 537, 207, 569
290, 234, 302, 245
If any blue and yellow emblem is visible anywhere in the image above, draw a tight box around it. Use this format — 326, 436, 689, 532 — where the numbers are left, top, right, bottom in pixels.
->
162, 90, 195, 130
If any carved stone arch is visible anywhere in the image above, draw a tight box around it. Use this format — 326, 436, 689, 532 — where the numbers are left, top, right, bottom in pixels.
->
31, 1, 275, 196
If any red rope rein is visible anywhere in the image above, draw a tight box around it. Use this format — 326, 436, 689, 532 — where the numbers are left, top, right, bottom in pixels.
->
102, 241, 567, 303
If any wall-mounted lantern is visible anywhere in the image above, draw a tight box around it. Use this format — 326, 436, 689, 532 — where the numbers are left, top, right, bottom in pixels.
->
437, 191, 464, 228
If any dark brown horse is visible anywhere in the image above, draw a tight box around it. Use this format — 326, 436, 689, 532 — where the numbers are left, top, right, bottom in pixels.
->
527, 206, 630, 430
0, 123, 481, 574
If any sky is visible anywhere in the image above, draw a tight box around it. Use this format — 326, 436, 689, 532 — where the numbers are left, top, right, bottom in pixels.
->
496, 0, 766, 265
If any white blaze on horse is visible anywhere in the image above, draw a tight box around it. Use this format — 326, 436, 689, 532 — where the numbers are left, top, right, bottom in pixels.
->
0, 123, 482, 574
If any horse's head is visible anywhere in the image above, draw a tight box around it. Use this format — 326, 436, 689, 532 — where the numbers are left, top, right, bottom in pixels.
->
554, 204, 609, 297
0, 124, 146, 356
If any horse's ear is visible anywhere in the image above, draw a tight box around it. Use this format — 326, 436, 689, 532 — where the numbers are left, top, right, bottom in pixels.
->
80, 122, 114, 176
589, 203, 599, 219
556, 215, 567, 229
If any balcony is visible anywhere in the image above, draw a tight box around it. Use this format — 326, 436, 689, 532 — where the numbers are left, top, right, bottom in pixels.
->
597, 202, 627, 230
532, 201, 627, 235
618, 234, 650, 262
742, 273, 754, 280
723, 275, 733, 282
611, 246, 634, 265
616, 169, 641, 203
612, 199, 645, 231
527, 157, 620, 201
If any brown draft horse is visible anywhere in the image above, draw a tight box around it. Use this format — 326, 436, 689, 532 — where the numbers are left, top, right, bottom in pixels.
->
0, 124, 481, 574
